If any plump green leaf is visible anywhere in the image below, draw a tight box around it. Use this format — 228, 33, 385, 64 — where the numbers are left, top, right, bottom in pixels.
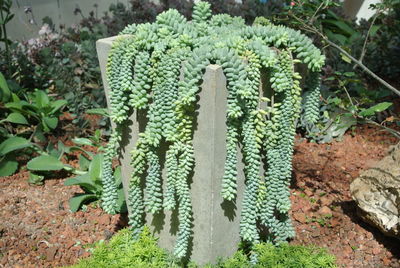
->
64, 174, 100, 194
86, 108, 109, 117
69, 194, 98, 212
0, 157, 18, 176
359, 102, 392, 117
89, 154, 103, 183
43, 116, 58, 130
78, 154, 91, 171
50, 99, 67, 114
4, 102, 23, 111
72, 138, 94, 146
27, 155, 64, 171
324, 19, 356, 36
0, 136, 31, 156
5, 112, 29, 125
114, 166, 122, 186
370, 25, 381, 37
28, 172, 45, 185
35, 90, 49, 108
116, 187, 127, 213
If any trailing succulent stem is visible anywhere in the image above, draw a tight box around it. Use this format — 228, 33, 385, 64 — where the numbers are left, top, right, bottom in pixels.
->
104, 1, 324, 259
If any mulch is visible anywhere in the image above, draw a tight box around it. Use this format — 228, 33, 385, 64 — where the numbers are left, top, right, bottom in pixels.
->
0, 124, 399, 267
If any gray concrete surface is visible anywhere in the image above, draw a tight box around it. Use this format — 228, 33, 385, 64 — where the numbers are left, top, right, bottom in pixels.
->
96, 36, 246, 264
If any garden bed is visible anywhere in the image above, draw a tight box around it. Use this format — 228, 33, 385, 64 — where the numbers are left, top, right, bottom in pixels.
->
0, 124, 399, 268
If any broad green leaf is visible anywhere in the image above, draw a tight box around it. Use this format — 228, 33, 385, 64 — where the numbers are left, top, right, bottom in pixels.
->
28, 172, 45, 185
114, 166, 122, 186
72, 137, 94, 146
0, 136, 31, 156
325, 29, 348, 45
5, 102, 23, 111
35, 90, 49, 108
89, 154, 103, 183
359, 102, 392, 117
116, 187, 127, 213
86, 108, 109, 117
324, 19, 356, 36
47, 142, 63, 159
5, 113, 29, 125
66, 146, 94, 158
43, 116, 58, 130
370, 25, 381, 37
343, 72, 355, 77
50, 99, 67, 114
0, 157, 18, 176
27, 155, 64, 171
340, 53, 352, 64
11, 93, 20, 102
64, 174, 99, 193
0, 72, 11, 102
78, 154, 91, 171
69, 194, 98, 212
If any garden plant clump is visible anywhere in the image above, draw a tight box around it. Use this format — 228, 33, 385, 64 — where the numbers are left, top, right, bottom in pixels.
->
103, 1, 324, 258
69, 227, 337, 268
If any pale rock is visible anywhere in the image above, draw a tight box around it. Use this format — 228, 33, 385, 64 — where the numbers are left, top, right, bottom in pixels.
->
350, 145, 400, 239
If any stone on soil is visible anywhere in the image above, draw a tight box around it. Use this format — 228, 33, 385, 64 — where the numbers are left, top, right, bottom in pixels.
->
350, 145, 400, 239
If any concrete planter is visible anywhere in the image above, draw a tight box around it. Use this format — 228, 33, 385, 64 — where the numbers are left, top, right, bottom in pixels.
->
96, 36, 248, 264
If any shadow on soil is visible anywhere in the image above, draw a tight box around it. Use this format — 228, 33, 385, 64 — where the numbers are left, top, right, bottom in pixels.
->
339, 200, 400, 259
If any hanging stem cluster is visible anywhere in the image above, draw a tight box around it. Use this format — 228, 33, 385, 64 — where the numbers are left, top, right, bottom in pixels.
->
102, 1, 324, 258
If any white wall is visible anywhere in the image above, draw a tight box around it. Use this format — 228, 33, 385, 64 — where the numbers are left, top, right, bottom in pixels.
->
343, 0, 381, 21
8, 0, 130, 41
7, 0, 382, 41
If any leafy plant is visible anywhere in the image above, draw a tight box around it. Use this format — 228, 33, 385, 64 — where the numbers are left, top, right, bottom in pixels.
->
0, 72, 68, 176
0, 136, 31, 176
69, 227, 337, 268
214, 243, 337, 268
64, 154, 126, 213
68, 227, 181, 268
103, 1, 324, 258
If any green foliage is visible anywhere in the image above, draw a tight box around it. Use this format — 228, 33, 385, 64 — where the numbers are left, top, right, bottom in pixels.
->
69, 227, 337, 268
274, 0, 400, 142
360, 0, 400, 80
0, 136, 31, 176
104, 1, 324, 259
212, 243, 337, 268
27, 154, 64, 171
64, 154, 126, 213
0, 73, 67, 177
68, 227, 180, 268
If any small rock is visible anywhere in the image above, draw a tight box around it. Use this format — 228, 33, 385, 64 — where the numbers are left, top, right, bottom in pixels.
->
297, 181, 306, 188
343, 245, 353, 256
66, 240, 75, 249
320, 196, 332, 206
382, 257, 391, 266
304, 189, 313, 197
46, 247, 57, 261
318, 206, 332, 215
103, 229, 114, 240
331, 218, 341, 227
372, 247, 381, 255
350, 144, 400, 239
348, 231, 357, 241
98, 215, 110, 225
293, 212, 306, 223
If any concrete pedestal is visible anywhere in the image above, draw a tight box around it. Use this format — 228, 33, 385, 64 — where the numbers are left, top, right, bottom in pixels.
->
96, 36, 245, 265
